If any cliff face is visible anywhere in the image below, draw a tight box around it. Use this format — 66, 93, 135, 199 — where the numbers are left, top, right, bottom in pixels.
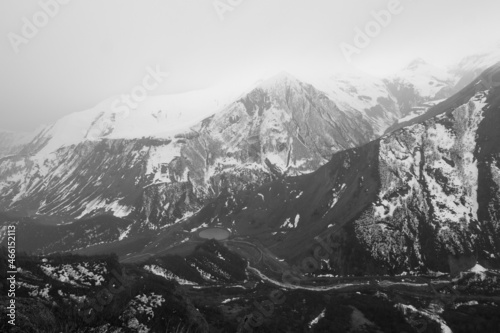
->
1, 64, 499, 272
354, 92, 490, 273
0, 73, 401, 230
178, 65, 500, 275
327, 67, 500, 274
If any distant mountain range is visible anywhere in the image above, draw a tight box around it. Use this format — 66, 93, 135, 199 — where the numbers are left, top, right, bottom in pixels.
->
177, 62, 500, 277
3, 46, 500, 333
1, 50, 499, 224
1, 49, 500, 277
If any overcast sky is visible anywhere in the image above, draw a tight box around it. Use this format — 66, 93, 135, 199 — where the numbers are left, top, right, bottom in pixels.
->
1, 0, 500, 132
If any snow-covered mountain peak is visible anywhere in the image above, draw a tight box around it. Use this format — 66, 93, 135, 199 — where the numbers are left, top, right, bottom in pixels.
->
252, 70, 302, 92
11, 47, 500, 159
398, 57, 451, 80
447, 46, 500, 91
453, 47, 500, 74
388, 57, 456, 99
266, 70, 297, 81
290, 70, 396, 118
27, 83, 246, 156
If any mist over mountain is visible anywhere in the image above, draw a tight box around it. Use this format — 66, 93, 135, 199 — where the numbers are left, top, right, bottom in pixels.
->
2, 46, 500, 332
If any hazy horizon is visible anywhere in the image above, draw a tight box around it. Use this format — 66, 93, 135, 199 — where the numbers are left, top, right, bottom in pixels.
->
1, 0, 500, 132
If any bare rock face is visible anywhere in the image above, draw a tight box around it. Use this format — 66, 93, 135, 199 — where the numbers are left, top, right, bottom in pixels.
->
344, 68, 500, 273
384, 58, 458, 116
0, 73, 400, 231
1, 63, 498, 271
179, 65, 500, 275
355, 92, 489, 273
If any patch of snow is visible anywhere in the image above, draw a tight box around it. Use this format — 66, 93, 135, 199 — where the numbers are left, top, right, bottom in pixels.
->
144, 265, 196, 285
308, 309, 325, 328
221, 297, 240, 304
118, 224, 132, 241
469, 264, 487, 273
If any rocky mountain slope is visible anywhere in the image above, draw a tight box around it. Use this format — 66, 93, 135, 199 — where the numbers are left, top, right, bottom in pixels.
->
385, 58, 457, 116
0, 71, 405, 229
7, 62, 497, 278
451, 46, 500, 92
174, 62, 500, 276
0, 51, 498, 252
